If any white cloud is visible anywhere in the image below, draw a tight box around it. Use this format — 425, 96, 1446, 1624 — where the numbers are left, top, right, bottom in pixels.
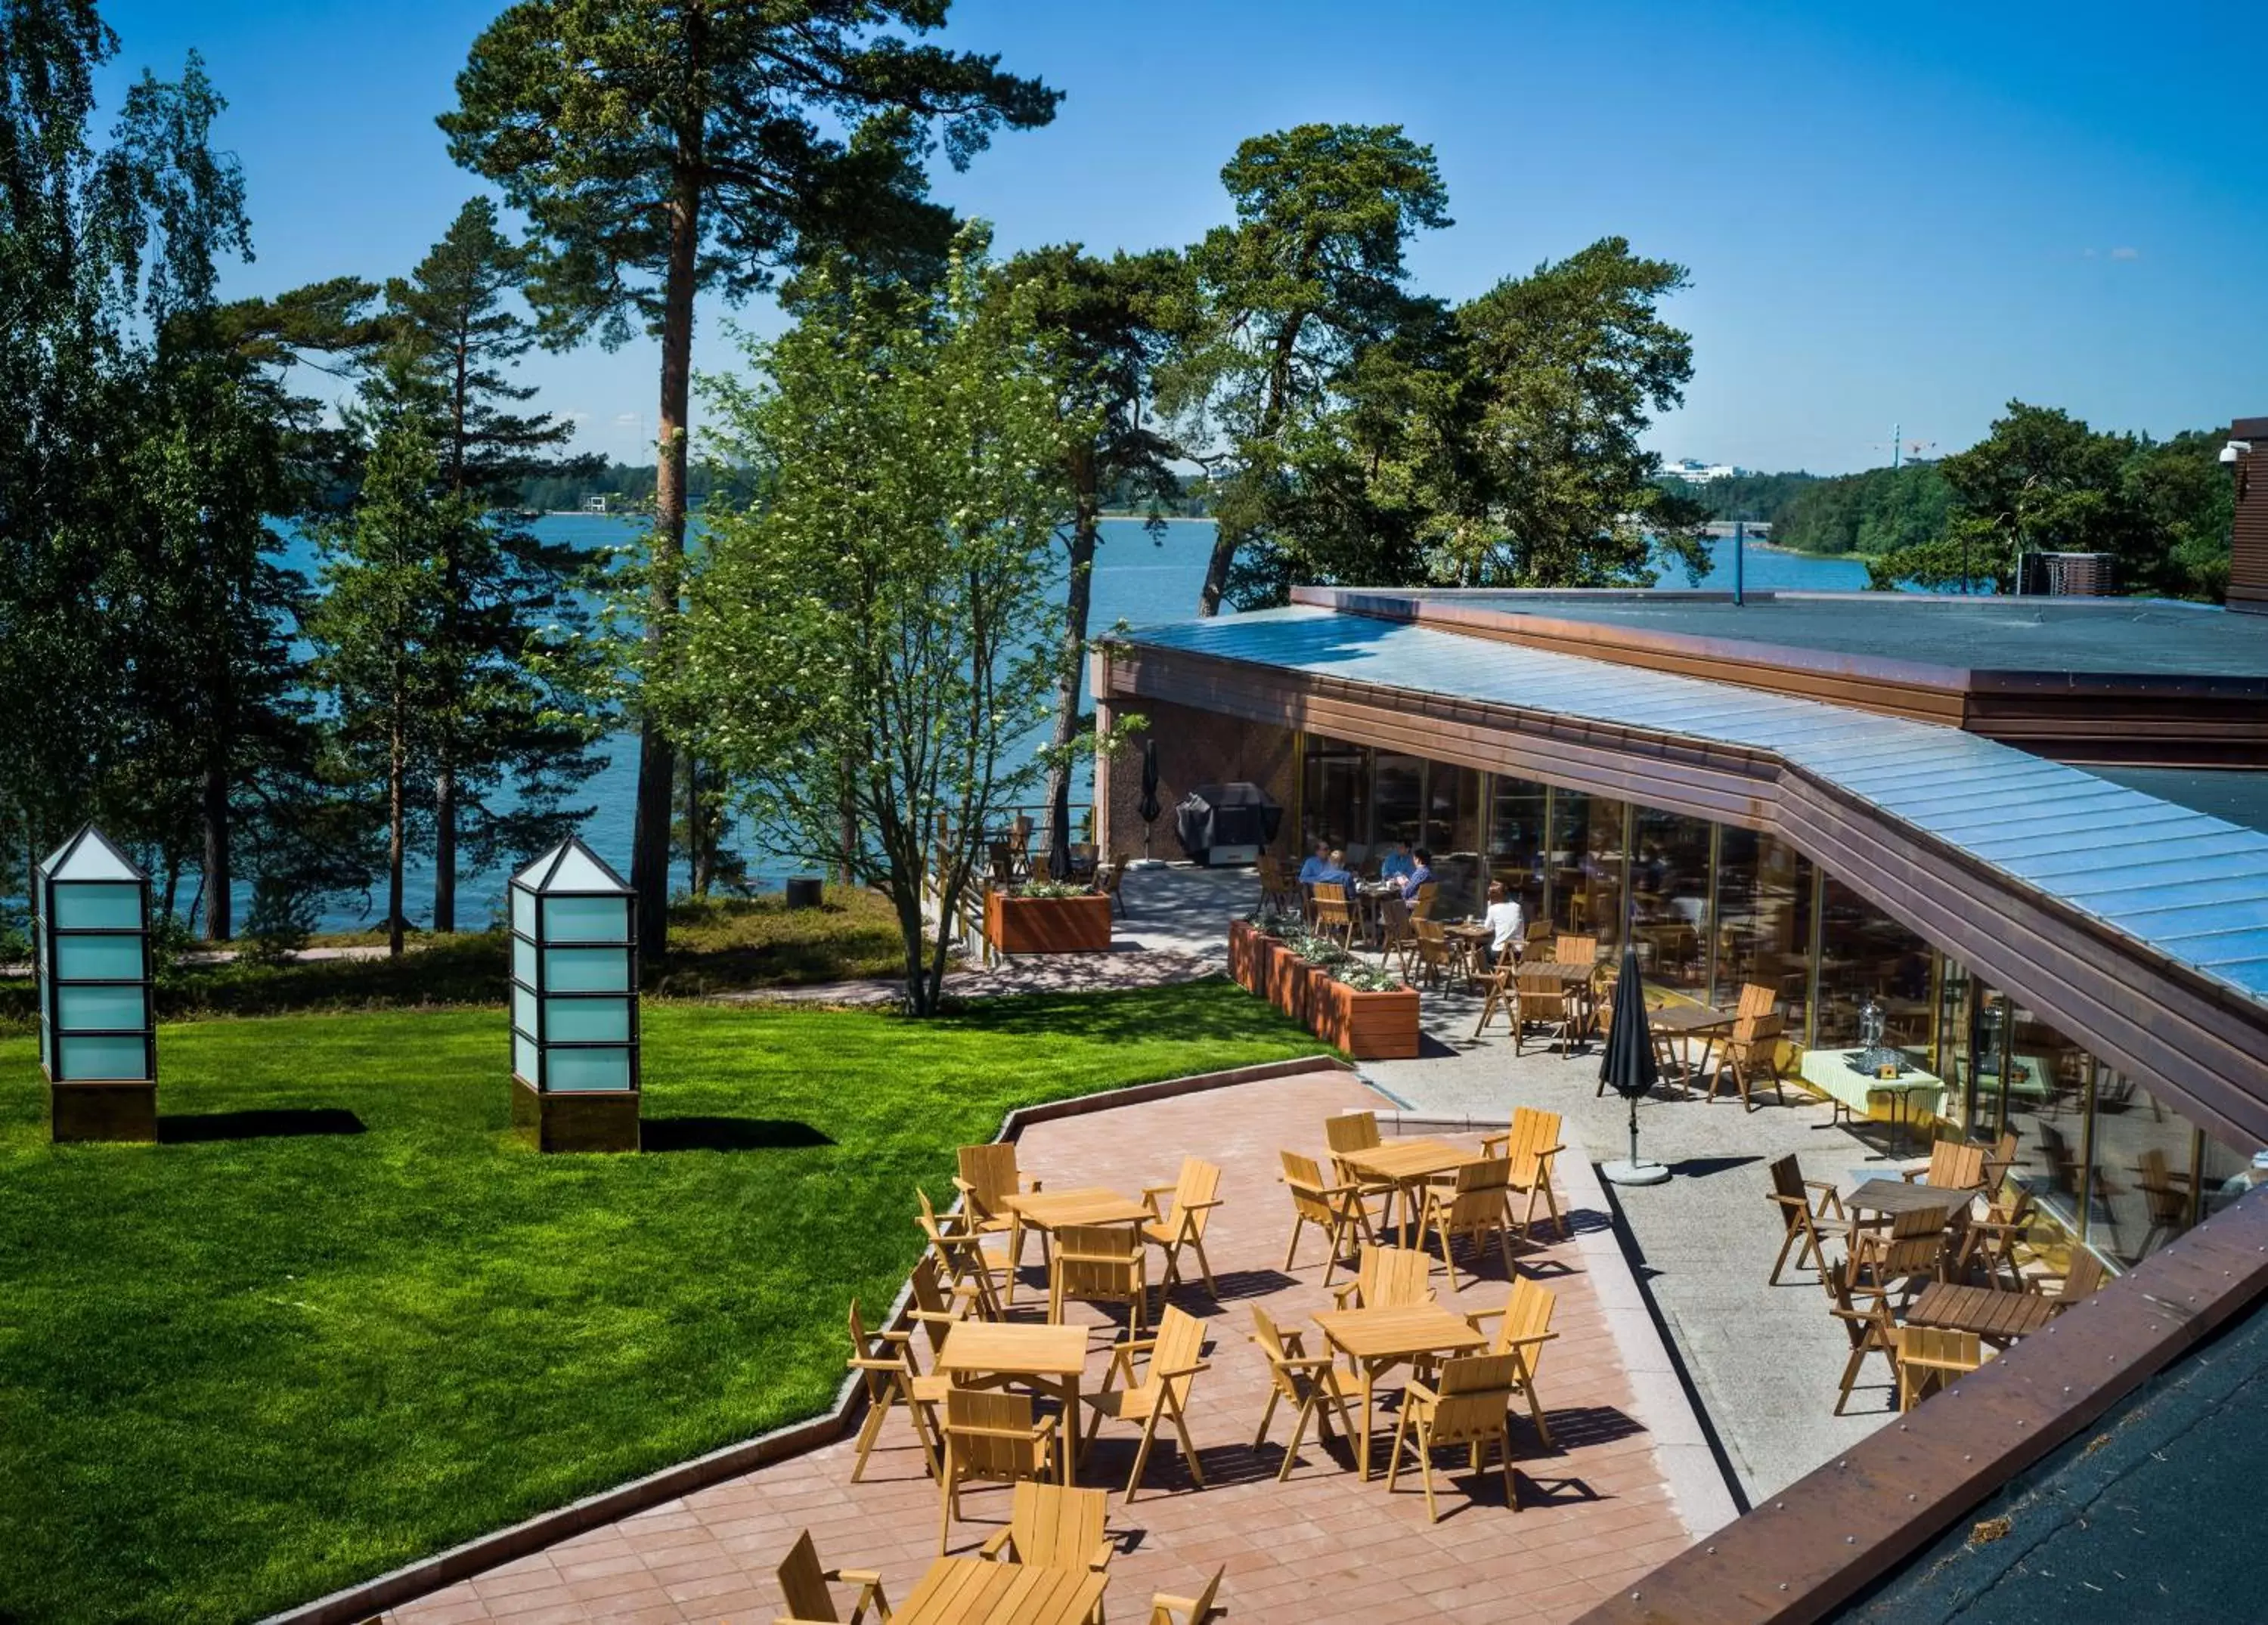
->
2109, 246, 2141, 260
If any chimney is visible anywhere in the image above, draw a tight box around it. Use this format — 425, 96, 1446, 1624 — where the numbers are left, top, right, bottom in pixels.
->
2230, 416, 2268, 614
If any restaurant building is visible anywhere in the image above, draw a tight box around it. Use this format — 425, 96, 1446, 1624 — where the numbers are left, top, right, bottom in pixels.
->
1094, 583, 2268, 1278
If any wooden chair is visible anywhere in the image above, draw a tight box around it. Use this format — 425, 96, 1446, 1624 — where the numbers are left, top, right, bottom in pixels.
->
1709, 1012, 1788, 1110
1897, 1326, 1984, 1411
1409, 881, 1439, 920
1328, 1243, 1436, 1311
1418, 1158, 1517, 1286
1083, 1305, 1210, 1500
776, 1528, 893, 1625
1902, 1139, 1986, 1192
1323, 1110, 1395, 1224
916, 1187, 1007, 1320
1255, 855, 1300, 915
1409, 916, 1454, 989
1142, 1157, 1224, 1302
1482, 1107, 1566, 1241
1097, 860, 1130, 919
1826, 1278, 1900, 1416
1766, 1153, 1848, 1287
1377, 892, 1418, 977
1846, 1203, 1953, 1302
978, 1480, 1113, 1615
987, 841, 1015, 887
1250, 1304, 1357, 1481
1278, 1149, 1375, 1281
906, 1252, 976, 1357
846, 1297, 943, 1482
1145, 1566, 1226, 1625
1957, 1178, 2034, 1291
1512, 970, 1578, 1057
939, 1388, 1057, 1553
1049, 1224, 1147, 1338
1310, 881, 1356, 950
2031, 1245, 2108, 1310
1471, 958, 1518, 1038
956, 1143, 1038, 1300
1386, 1352, 1522, 1521
1554, 933, 1598, 964
1735, 981, 1779, 1020
1461, 1277, 1558, 1447
1978, 1129, 2024, 1193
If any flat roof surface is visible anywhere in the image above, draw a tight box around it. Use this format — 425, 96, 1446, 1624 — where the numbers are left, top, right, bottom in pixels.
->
1113, 606, 2268, 1002
2093, 766, 2268, 838
1369, 590, 2268, 681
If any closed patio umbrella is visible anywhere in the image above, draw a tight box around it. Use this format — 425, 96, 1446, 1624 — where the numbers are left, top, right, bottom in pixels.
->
1599, 945, 1670, 1186
1136, 738, 1162, 865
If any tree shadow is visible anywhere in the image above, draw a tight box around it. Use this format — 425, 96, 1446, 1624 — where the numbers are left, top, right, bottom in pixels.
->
159, 1108, 365, 1144
1540, 1404, 1648, 1450
641, 1117, 835, 1153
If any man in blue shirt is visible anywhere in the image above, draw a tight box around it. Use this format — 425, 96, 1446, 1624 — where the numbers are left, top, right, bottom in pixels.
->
1400, 847, 1434, 902
1297, 839, 1331, 886
1380, 840, 1416, 883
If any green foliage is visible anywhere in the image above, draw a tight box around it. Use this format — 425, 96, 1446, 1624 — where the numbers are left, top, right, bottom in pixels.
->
671, 229, 1079, 1013
1660, 469, 1820, 524
0, 986, 1321, 1623
237, 877, 317, 967
1774, 462, 1954, 557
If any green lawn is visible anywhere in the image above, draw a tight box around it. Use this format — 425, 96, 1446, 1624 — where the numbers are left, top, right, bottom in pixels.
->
0, 983, 1321, 1623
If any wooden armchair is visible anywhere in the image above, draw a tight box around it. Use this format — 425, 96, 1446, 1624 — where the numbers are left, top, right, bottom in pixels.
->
1408, 881, 1439, 920
1142, 1157, 1224, 1301
956, 1143, 1039, 1302
776, 1528, 892, 1625
1766, 1153, 1848, 1287
2031, 1245, 2108, 1309
1418, 1157, 1517, 1286
1409, 917, 1454, 989
1461, 1277, 1558, 1447
916, 1186, 1008, 1320
1897, 1326, 1984, 1412
1250, 1304, 1356, 1481
1278, 1149, 1374, 1280
1323, 1110, 1395, 1220
978, 1480, 1113, 1615
1328, 1243, 1436, 1311
1310, 881, 1356, 950
1826, 1278, 1899, 1416
1483, 1107, 1566, 1240
1083, 1305, 1210, 1500
1255, 854, 1300, 914
1387, 1352, 1522, 1521
1709, 1012, 1788, 1110
1049, 1224, 1147, 1338
1902, 1139, 1986, 1192
906, 1252, 976, 1357
1512, 971, 1579, 1057
939, 1388, 1057, 1554
1978, 1129, 2023, 1192
846, 1297, 943, 1482
1957, 1179, 2034, 1291
1146, 1566, 1226, 1625
1846, 1204, 1954, 1303
1377, 893, 1419, 977
1471, 958, 1518, 1038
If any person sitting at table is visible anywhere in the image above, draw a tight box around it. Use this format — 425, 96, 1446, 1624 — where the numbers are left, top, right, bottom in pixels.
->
1482, 880, 1525, 966
1297, 838, 1331, 886
1380, 840, 1416, 882
1313, 848, 1354, 887
1399, 846, 1434, 902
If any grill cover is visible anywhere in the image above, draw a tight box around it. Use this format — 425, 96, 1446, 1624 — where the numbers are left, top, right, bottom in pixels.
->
1174, 782, 1283, 859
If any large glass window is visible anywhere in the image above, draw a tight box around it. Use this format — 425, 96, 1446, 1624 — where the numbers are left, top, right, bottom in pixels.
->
2090, 1081, 2199, 1267
1713, 828, 1812, 1029
1630, 807, 1712, 992
1814, 877, 1935, 1053
1429, 764, 1483, 859
1549, 791, 1626, 954
1303, 739, 1368, 858
1488, 777, 1549, 928
2202, 1134, 2268, 1220
1370, 753, 1424, 869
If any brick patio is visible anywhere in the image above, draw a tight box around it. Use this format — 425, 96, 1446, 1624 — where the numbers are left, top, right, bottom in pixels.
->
386, 1070, 1700, 1625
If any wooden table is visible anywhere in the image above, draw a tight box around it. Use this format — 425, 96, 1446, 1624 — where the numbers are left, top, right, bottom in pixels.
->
1340, 1138, 1485, 1243
1646, 1002, 1734, 1089
1313, 1304, 1486, 1480
1799, 1048, 1948, 1153
896, 1555, 1109, 1625
1442, 922, 1494, 986
936, 1322, 1091, 1484
1001, 1187, 1151, 1304
1906, 1281, 2056, 1346
1848, 1178, 1975, 1218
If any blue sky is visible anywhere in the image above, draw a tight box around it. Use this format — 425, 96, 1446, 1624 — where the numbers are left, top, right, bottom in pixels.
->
98, 0, 2263, 473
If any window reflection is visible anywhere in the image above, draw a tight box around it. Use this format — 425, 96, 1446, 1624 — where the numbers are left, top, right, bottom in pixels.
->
1302, 739, 1368, 859
1489, 777, 1548, 929
1550, 791, 1626, 954
1371, 752, 1424, 871
1712, 828, 1812, 1030
2090, 1081, 2198, 1266
1631, 807, 1712, 992
1814, 877, 1935, 1052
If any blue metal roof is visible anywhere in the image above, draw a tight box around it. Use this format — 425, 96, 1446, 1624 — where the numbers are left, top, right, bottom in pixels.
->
1116, 605, 2268, 1004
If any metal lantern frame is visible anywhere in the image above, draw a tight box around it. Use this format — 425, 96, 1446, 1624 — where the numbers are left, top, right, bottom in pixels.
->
509, 837, 641, 1103
35, 824, 156, 1087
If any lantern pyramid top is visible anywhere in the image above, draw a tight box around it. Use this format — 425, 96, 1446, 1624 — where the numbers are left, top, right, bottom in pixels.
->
37, 824, 144, 884
512, 836, 632, 896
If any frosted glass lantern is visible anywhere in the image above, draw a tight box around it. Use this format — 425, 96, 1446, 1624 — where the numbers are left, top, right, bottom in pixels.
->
508, 836, 640, 1152
35, 825, 156, 1141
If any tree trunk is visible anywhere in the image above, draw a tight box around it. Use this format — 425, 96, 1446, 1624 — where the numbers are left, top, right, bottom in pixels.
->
201, 758, 231, 941
1199, 311, 1305, 617
387, 681, 407, 960
433, 760, 457, 933
1045, 453, 1100, 874
1198, 525, 1236, 618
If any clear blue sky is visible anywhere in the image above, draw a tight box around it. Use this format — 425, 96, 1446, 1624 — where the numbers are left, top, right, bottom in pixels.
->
98, 0, 2263, 473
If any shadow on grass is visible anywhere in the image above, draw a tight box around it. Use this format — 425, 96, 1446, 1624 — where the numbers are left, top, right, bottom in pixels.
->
641, 1116, 836, 1154
159, 1108, 366, 1144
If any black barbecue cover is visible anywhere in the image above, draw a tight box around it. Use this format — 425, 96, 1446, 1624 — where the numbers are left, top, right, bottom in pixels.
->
1174, 782, 1284, 857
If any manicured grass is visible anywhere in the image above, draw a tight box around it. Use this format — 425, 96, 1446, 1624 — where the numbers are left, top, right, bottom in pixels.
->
0, 983, 1322, 1623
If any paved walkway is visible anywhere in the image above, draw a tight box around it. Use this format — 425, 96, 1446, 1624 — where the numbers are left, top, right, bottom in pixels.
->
386, 1070, 1700, 1625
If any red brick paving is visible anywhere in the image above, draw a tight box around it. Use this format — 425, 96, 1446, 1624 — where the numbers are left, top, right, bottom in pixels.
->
388, 1072, 1696, 1623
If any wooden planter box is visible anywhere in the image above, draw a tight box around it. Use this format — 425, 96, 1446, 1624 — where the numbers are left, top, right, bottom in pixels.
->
1314, 979, 1423, 1060
985, 890, 1113, 955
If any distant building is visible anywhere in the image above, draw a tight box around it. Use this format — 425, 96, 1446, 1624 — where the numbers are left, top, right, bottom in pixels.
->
1663, 457, 1745, 484
581, 494, 609, 515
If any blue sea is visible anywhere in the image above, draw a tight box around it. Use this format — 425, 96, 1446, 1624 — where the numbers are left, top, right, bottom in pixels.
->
101, 516, 1877, 933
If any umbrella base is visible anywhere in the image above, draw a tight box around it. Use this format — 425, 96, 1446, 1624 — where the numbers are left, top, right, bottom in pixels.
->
1601, 1159, 1672, 1187
1124, 858, 1169, 869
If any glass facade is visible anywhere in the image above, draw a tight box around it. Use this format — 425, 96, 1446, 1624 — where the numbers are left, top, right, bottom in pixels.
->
1292, 729, 2260, 1278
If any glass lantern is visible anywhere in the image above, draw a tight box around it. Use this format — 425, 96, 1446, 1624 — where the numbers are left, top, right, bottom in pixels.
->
508, 837, 640, 1150
34, 825, 157, 1141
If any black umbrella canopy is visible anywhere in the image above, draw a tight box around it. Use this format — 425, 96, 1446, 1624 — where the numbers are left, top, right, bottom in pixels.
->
1138, 738, 1162, 825
1598, 947, 1659, 1100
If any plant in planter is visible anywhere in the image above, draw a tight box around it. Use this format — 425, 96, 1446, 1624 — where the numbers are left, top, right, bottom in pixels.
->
985, 877, 1114, 955
1314, 956, 1422, 1060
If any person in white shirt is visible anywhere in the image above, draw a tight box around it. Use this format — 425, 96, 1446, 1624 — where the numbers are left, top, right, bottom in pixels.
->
1482, 880, 1525, 966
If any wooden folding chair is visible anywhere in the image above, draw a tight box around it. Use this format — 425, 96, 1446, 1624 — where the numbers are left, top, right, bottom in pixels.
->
1146, 1566, 1225, 1625
1250, 1304, 1357, 1481
1049, 1223, 1147, 1338
776, 1528, 892, 1625
1482, 1107, 1566, 1241
845, 1296, 943, 1482
1418, 1158, 1517, 1287
1278, 1149, 1375, 1280
956, 1143, 1039, 1300
1328, 1243, 1436, 1311
1142, 1157, 1223, 1301
1083, 1305, 1210, 1500
1827, 1277, 1900, 1416
1765, 1153, 1848, 1287
1463, 1277, 1558, 1447
916, 1186, 1007, 1319
1897, 1326, 1984, 1412
978, 1480, 1113, 1619
939, 1388, 1057, 1553
1387, 1352, 1522, 1521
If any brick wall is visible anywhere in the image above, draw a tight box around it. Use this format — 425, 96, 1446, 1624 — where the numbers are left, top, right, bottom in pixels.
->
1095, 696, 1299, 865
